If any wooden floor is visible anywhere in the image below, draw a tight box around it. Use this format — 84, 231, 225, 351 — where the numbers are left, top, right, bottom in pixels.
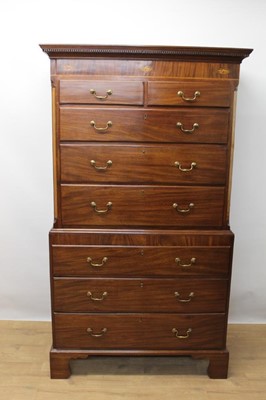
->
0, 321, 265, 400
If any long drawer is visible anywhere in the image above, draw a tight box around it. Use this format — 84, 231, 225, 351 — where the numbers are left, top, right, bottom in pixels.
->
59, 107, 229, 143
147, 81, 232, 107
51, 245, 232, 277
53, 278, 228, 313
53, 313, 226, 350
60, 185, 225, 227
60, 144, 227, 185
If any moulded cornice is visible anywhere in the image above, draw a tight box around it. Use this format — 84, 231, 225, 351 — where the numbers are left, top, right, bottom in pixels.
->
40, 44, 253, 63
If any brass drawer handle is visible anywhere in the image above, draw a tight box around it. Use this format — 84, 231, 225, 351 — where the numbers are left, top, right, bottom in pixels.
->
173, 203, 194, 213
90, 120, 112, 132
87, 256, 108, 267
90, 88, 112, 100
175, 257, 196, 268
91, 201, 112, 214
174, 291, 194, 302
172, 328, 192, 339
87, 327, 107, 337
177, 90, 200, 102
174, 161, 197, 172
87, 291, 108, 301
91, 160, 113, 170
176, 122, 199, 134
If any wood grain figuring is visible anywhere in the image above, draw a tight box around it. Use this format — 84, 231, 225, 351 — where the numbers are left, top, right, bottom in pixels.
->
59, 107, 230, 143
50, 229, 234, 246
60, 143, 227, 184
51, 245, 232, 277
53, 59, 241, 79
41, 44, 252, 379
60, 185, 225, 227
53, 313, 226, 350
59, 80, 144, 105
53, 278, 228, 313
147, 81, 233, 107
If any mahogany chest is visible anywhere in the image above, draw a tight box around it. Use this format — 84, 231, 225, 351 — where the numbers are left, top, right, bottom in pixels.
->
40, 44, 252, 378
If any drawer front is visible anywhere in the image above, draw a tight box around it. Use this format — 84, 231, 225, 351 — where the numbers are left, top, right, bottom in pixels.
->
147, 81, 232, 107
53, 278, 228, 313
60, 144, 227, 185
59, 80, 144, 105
61, 185, 225, 227
52, 245, 232, 277
60, 107, 229, 143
53, 313, 226, 350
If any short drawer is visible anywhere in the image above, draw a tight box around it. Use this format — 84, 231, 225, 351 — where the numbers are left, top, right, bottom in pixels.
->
59, 80, 144, 105
53, 278, 228, 313
51, 245, 232, 277
60, 144, 227, 185
147, 81, 232, 107
60, 185, 225, 228
59, 107, 229, 143
53, 313, 226, 350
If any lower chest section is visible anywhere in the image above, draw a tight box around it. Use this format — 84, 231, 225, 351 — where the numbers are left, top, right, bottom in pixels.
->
50, 229, 233, 350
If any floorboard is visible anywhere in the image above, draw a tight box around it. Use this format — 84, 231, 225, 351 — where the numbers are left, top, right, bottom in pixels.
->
0, 321, 265, 400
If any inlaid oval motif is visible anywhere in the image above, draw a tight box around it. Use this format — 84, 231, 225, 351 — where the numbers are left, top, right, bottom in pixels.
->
141, 65, 153, 73
218, 68, 230, 75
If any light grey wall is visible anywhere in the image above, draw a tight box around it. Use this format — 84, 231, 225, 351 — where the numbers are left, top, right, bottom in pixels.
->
0, 0, 265, 322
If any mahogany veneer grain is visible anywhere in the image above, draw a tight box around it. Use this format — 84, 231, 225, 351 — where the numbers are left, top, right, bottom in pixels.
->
41, 44, 252, 379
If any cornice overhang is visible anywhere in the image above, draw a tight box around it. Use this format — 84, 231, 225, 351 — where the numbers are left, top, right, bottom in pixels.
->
40, 44, 253, 63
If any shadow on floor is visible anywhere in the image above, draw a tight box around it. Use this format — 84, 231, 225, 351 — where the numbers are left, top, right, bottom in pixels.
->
71, 356, 209, 376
